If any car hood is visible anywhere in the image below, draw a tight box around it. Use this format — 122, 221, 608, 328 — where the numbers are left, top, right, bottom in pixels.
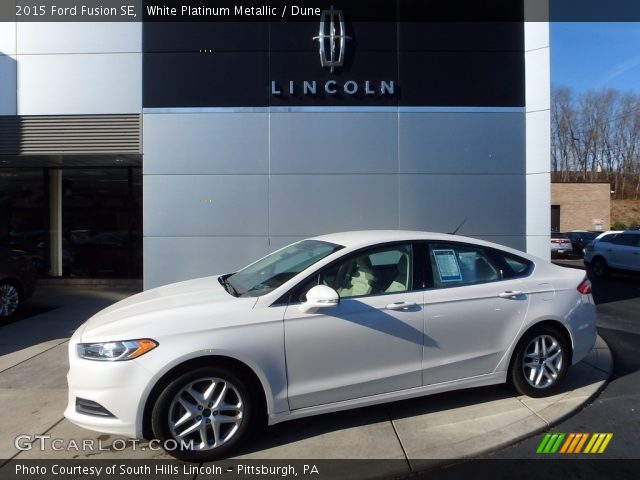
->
79, 276, 258, 342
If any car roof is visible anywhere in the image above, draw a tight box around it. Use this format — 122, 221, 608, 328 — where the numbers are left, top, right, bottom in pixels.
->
596, 230, 623, 239
308, 230, 531, 257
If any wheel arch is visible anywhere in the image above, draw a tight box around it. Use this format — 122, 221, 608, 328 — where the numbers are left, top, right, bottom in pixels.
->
141, 354, 270, 439
507, 319, 574, 375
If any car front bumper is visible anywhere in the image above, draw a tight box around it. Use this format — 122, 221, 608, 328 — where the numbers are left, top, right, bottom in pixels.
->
64, 333, 153, 438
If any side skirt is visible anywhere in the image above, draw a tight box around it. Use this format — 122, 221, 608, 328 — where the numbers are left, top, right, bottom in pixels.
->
268, 371, 507, 426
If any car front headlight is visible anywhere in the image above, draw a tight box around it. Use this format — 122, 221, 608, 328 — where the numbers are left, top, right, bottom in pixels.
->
77, 339, 158, 361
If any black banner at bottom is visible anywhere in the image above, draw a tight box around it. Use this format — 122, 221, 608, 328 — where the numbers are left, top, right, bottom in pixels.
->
1, 459, 640, 480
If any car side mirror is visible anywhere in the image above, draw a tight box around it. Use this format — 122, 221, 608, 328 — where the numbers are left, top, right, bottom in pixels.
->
299, 285, 340, 313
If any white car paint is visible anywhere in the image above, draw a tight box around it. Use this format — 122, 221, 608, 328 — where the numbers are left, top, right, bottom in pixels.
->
65, 231, 596, 440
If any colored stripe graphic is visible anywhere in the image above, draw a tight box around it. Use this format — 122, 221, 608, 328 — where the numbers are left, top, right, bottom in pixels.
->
575, 433, 589, 453
567, 433, 584, 453
585, 433, 614, 454
537, 433, 566, 453
559, 433, 575, 453
536, 433, 552, 453
539, 433, 613, 454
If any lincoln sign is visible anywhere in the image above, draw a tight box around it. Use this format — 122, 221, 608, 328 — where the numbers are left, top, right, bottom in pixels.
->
271, 80, 396, 97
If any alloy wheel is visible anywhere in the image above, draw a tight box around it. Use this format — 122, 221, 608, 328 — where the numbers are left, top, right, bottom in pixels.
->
167, 377, 244, 451
522, 334, 564, 389
0, 283, 20, 317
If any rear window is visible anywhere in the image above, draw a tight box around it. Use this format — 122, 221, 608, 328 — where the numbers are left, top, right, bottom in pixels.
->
487, 249, 534, 279
551, 233, 569, 240
612, 233, 640, 247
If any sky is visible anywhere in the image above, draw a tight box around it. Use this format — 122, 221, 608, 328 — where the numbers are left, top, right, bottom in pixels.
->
551, 22, 640, 95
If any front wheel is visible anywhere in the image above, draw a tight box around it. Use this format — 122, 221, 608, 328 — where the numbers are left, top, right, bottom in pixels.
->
0, 281, 21, 319
510, 327, 570, 398
151, 366, 257, 461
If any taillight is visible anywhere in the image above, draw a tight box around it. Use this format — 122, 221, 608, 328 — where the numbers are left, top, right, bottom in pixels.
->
577, 278, 592, 294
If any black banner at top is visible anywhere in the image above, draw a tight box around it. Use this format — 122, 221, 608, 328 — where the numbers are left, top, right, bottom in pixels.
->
3, 0, 640, 22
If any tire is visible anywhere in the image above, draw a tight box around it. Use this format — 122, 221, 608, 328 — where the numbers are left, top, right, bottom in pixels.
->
151, 366, 258, 461
590, 256, 608, 278
0, 281, 21, 319
510, 326, 570, 398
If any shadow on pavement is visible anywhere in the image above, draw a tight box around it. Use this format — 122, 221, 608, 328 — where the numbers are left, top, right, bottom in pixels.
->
597, 326, 640, 379
591, 274, 640, 305
235, 384, 513, 457
0, 305, 58, 328
0, 286, 137, 357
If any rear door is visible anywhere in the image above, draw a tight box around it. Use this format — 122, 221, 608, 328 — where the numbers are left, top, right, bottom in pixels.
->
422, 242, 531, 385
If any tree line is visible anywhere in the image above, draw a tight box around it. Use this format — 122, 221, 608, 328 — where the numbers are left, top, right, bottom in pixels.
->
552, 87, 640, 200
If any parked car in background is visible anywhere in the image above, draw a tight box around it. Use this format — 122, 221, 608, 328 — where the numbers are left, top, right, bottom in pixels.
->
65, 231, 596, 460
550, 232, 573, 258
584, 230, 640, 277
0, 246, 38, 318
564, 231, 600, 256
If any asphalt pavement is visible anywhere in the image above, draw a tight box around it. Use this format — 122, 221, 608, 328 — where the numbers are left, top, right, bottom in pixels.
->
480, 271, 640, 460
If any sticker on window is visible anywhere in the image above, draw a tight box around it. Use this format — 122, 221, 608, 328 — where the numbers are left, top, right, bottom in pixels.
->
432, 249, 462, 282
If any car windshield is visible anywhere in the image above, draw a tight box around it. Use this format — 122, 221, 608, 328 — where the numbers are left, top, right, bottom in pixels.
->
223, 240, 343, 297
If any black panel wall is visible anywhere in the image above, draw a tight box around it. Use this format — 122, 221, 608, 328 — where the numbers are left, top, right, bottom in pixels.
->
142, 2, 525, 108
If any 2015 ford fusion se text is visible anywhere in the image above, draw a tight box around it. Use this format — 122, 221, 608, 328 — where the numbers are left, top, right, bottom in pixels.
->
65, 231, 597, 460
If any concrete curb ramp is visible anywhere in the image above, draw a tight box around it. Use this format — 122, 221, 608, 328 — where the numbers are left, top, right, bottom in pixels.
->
0, 286, 612, 480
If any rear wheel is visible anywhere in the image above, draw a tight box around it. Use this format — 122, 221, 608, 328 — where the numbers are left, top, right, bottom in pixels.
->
151, 366, 257, 461
0, 281, 21, 318
590, 256, 608, 278
510, 327, 570, 398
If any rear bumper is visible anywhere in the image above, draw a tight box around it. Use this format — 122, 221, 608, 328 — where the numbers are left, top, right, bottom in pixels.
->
568, 296, 597, 365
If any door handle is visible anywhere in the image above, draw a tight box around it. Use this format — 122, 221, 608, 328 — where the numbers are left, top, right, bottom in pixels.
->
498, 291, 524, 299
386, 301, 417, 310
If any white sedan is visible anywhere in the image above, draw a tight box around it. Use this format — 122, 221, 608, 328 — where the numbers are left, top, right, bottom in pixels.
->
65, 231, 596, 460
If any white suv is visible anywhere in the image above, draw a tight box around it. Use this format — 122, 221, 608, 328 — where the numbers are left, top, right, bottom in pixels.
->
584, 230, 640, 277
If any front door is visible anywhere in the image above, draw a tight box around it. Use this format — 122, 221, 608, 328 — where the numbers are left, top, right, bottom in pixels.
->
283, 243, 424, 410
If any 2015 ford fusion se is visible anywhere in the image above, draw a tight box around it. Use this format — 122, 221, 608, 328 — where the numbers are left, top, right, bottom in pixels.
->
65, 231, 596, 460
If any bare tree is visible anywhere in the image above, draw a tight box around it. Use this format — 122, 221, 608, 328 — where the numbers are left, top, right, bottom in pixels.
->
551, 87, 640, 199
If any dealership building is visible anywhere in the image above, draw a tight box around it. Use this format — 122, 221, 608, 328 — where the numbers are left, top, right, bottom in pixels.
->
0, 2, 550, 289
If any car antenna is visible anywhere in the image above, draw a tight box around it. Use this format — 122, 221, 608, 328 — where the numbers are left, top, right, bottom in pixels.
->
449, 218, 468, 235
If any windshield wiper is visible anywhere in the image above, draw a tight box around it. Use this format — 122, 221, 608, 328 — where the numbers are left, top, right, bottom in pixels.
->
218, 275, 240, 297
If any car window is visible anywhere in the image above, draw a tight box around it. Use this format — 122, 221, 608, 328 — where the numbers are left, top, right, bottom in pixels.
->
225, 240, 342, 297
427, 243, 502, 288
294, 244, 413, 302
488, 249, 534, 279
598, 234, 615, 243
612, 233, 640, 247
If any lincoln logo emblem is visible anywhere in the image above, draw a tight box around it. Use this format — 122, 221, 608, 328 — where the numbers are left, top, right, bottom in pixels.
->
313, 5, 351, 72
